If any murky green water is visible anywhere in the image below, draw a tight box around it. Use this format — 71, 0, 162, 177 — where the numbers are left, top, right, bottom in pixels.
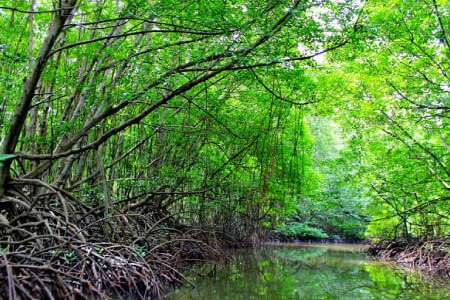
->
166, 243, 450, 300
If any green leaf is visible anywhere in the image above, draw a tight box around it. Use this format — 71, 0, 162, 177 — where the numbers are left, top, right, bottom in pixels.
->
0, 154, 16, 167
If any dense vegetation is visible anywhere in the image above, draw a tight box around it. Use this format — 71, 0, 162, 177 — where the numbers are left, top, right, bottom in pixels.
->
0, 0, 448, 298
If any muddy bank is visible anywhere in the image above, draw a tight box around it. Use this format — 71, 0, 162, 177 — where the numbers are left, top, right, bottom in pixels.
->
367, 237, 450, 278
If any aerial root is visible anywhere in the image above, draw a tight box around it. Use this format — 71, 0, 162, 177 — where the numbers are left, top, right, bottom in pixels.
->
368, 237, 450, 278
0, 184, 236, 299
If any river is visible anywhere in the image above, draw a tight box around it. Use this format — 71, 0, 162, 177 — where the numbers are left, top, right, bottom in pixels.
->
166, 243, 450, 299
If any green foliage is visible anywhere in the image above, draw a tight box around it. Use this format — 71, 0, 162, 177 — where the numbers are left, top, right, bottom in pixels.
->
134, 245, 147, 257
320, 0, 450, 239
0, 0, 447, 245
275, 222, 329, 239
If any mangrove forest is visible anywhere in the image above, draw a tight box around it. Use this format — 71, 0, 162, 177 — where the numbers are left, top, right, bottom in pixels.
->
0, 0, 449, 299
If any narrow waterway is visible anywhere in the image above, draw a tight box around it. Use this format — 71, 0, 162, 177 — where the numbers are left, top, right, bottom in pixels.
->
166, 243, 450, 300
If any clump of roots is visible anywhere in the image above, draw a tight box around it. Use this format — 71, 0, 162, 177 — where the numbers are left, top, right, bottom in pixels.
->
0, 180, 237, 299
368, 237, 450, 278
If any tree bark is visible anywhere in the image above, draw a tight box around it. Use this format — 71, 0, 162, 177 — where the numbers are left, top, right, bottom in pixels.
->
0, 0, 78, 197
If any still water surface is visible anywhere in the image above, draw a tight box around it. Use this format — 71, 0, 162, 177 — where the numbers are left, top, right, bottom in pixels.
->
167, 243, 450, 300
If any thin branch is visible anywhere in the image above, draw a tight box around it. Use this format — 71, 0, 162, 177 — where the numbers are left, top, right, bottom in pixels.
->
179, 41, 348, 72
250, 69, 320, 106
48, 29, 225, 57
432, 0, 450, 51
0, 5, 78, 14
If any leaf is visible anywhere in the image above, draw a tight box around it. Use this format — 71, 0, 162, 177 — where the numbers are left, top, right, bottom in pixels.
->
0, 154, 16, 167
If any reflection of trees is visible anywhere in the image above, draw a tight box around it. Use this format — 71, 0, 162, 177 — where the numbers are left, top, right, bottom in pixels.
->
272, 248, 327, 270
168, 247, 450, 300
362, 264, 450, 300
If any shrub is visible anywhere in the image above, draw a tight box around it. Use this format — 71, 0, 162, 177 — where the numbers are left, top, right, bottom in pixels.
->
275, 222, 329, 238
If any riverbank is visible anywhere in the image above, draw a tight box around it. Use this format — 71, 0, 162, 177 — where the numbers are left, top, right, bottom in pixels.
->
267, 232, 367, 244
4, 228, 448, 299
367, 237, 450, 278
268, 234, 450, 279
0, 221, 243, 300
268, 236, 367, 244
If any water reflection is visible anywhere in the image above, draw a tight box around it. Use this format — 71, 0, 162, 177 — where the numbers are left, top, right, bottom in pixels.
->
167, 243, 450, 300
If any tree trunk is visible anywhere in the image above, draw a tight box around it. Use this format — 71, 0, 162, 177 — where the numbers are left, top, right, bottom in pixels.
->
0, 0, 78, 197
